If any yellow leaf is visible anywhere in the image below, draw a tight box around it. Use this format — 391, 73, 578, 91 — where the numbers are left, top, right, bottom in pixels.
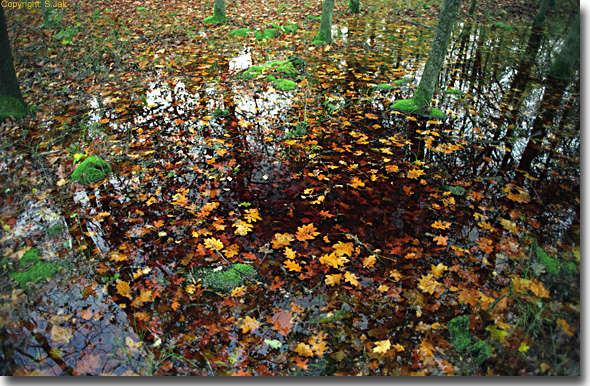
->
244, 208, 262, 223
186, 284, 196, 294
284, 259, 302, 272
417, 273, 441, 295
377, 284, 389, 293
344, 271, 359, 286
110, 251, 127, 262
231, 286, 247, 297
116, 280, 132, 299
325, 274, 342, 286
320, 252, 349, 269
241, 316, 260, 333
304, 188, 314, 195
310, 331, 328, 356
373, 339, 391, 354
284, 247, 297, 259
518, 342, 530, 352
295, 343, 314, 357
363, 255, 376, 268
233, 219, 253, 235
486, 325, 509, 344
205, 237, 224, 251
332, 241, 354, 257
146, 196, 157, 206
390, 269, 403, 281
393, 343, 405, 352
272, 233, 295, 249
430, 263, 448, 278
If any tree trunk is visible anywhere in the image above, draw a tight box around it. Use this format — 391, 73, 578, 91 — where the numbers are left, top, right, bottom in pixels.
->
468, 0, 477, 16
313, 0, 335, 45
204, 0, 226, 23
0, 7, 25, 107
532, 0, 552, 29
349, 0, 360, 14
413, 0, 461, 109
548, 10, 579, 81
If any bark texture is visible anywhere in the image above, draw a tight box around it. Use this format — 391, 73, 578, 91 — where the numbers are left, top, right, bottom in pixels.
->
349, 0, 360, 14
313, 0, 335, 45
0, 7, 25, 106
413, 0, 461, 108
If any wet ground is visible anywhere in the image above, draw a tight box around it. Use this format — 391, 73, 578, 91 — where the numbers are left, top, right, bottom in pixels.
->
0, 0, 579, 376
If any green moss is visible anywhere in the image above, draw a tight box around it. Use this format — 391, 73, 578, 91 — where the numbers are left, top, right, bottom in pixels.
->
448, 315, 471, 353
470, 340, 492, 365
231, 28, 253, 37
391, 99, 445, 119
239, 60, 299, 83
311, 30, 329, 45
20, 248, 41, 267
375, 84, 393, 90
192, 263, 257, 292
46, 224, 64, 237
0, 95, 27, 120
444, 89, 462, 95
449, 315, 491, 366
288, 55, 306, 69
0, 258, 12, 271
537, 246, 578, 276
71, 156, 111, 185
10, 261, 60, 288
393, 78, 411, 85
274, 79, 296, 91
204, 14, 226, 24
307, 15, 321, 21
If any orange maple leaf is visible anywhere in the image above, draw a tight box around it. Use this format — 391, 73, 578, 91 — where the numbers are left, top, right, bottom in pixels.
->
295, 356, 308, 370
296, 223, 320, 241
325, 274, 342, 286
284, 247, 297, 259
430, 263, 448, 278
309, 331, 328, 356
418, 273, 441, 295
284, 259, 302, 272
349, 177, 365, 188
433, 235, 448, 246
557, 318, 575, 337
240, 316, 260, 333
407, 168, 425, 179
431, 221, 451, 230
272, 233, 295, 249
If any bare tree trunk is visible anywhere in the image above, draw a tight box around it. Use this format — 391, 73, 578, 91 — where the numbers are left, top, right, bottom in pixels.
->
413, 0, 461, 109
0, 7, 27, 119
349, 0, 360, 14
548, 10, 579, 81
312, 0, 335, 45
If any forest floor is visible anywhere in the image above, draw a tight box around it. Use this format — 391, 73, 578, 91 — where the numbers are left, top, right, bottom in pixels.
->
0, 0, 580, 376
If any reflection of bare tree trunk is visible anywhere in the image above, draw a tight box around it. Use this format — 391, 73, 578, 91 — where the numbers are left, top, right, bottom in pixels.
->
516, 78, 568, 176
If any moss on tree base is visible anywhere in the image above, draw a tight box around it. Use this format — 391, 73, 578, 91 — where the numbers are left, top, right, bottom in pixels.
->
71, 156, 111, 185
204, 14, 226, 23
391, 99, 445, 119
0, 95, 27, 120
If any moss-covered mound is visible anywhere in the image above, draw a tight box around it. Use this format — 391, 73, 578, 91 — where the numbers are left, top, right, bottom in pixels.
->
232, 22, 299, 41
448, 315, 491, 367
391, 99, 445, 119
536, 246, 577, 276
191, 263, 257, 292
8, 247, 61, 288
444, 88, 462, 95
238, 60, 299, 79
0, 95, 27, 120
393, 78, 412, 86
71, 156, 111, 185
